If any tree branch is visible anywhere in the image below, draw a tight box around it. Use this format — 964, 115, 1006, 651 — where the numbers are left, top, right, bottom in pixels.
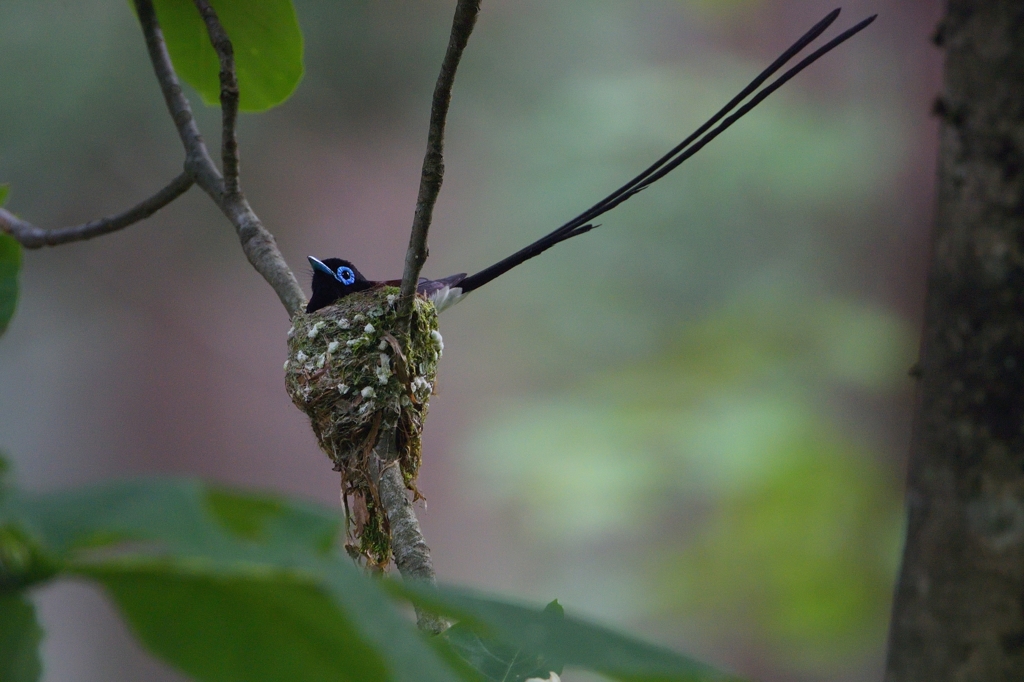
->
134, 0, 305, 316
193, 0, 240, 196
369, 430, 448, 635
218, 193, 306, 316
397, 0, 481, 330
133, 0, 221, 193
0, 173, 193, 248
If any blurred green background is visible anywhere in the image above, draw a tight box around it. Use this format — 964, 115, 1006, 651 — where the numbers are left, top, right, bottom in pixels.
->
0, 1, 939, 680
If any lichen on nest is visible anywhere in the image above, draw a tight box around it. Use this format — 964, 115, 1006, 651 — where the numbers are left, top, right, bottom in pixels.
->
284, 286, 442, 567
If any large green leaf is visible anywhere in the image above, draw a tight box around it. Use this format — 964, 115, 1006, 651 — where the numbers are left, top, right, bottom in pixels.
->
152, 0, 303, 112
0, 184, 20, 336
443, 600, 563, 682
0, 593, 43, 682
3, 477, 743, 681
397, 584, 742, 682
4, 479, 462, 682
6, 479, 337, 559
81, 561, 388, 682
75, 554, 464, 682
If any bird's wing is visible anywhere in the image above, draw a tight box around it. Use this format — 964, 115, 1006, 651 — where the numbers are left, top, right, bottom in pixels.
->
416, 273, 468, 298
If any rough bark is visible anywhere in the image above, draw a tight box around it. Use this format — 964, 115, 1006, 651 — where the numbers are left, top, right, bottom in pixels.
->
885, 2, 1024, 680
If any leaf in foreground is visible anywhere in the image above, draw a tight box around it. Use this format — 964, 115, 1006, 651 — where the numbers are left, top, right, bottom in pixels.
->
443, 600, 563, 682
0, 212, 21, 335
7, 479, 462, 682
0, 593, 43, 682
399, 584, 743, 682
82, 561, 387, 682
8, 479, 336, 558
4, 477, 740, 681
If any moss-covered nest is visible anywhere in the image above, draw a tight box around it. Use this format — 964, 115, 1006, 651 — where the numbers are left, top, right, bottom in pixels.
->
284, 287, 442, 567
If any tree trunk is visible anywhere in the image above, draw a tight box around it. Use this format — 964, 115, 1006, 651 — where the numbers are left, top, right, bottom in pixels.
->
884, 2, 1024, 680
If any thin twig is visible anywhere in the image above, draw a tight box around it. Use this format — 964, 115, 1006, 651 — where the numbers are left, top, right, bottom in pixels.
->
193, 0, 241, 196
133, 0, 221, 192
397, 0, 482, 331
0, 174, 193, 249
134, 0, 305, 316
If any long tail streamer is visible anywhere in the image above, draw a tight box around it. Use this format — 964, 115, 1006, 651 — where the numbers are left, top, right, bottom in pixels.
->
458, 8, 877, 294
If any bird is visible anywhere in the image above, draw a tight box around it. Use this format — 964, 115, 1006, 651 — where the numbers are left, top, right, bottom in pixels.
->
306, 9, 876, 316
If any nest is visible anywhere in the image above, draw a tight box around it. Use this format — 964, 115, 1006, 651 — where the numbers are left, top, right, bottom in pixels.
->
284, 287, 442, 567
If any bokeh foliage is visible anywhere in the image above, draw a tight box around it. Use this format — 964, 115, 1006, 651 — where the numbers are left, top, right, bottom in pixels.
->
468, 296, 909, 673
460, 50, 909, 674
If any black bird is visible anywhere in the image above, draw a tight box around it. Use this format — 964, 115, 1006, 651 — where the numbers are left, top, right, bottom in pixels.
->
306, 9, 876, 315
306, 256, 470, 314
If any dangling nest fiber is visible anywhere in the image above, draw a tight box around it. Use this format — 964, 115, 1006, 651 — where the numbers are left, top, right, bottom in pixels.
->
284, 287, 442, 567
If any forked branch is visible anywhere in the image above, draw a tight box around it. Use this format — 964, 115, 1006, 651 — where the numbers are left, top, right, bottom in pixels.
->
134, 0, 304, 316
0, 0, 305, 316
0, 0, 209, 250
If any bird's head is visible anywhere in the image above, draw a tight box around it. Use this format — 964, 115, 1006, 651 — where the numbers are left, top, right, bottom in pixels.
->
306, 256, 373, 313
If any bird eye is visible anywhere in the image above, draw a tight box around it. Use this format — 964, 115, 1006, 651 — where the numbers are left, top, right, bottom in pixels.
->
337, 266, 356, 286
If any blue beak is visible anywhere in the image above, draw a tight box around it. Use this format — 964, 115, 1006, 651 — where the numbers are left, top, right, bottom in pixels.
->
308, 256, 337, 280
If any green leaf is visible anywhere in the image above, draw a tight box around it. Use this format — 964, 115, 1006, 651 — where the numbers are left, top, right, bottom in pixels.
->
0, 223, 22, 336
6, 479, 464, 682
396, 585, 742, 681
0, 593, 43, 682
203, 486, 338, 553
443, 601, 564, 682
0, 184, 9, 207
82, 560, 388, 682
0, 524, 60, 590
5, 476, 742, 681
7, 479, 338, 559
152, 0, 304, 112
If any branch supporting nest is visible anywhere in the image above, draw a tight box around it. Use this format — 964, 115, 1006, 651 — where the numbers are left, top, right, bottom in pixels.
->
369, 430, 449, 635
4, 0, 484, 638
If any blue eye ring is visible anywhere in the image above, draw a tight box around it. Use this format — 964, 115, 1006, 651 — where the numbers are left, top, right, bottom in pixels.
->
336, 266, 356, 286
